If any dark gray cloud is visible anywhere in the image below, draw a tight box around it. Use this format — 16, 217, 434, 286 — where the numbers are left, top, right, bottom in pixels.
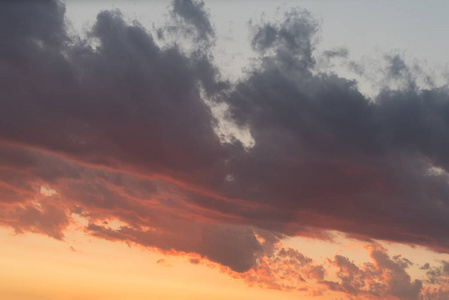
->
224, 8, 449, 253
387, 54, 409, 79
87, 222, 265, 273
172, 0, 214, 42
250, 9, 318, 71
0, 0, 228, 185
1, 1, 449, 296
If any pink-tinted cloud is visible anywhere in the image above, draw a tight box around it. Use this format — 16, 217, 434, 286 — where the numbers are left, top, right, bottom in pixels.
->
226, 242, 448, 299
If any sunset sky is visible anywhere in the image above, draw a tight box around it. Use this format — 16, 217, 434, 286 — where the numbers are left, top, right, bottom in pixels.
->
2, 1, 449, 299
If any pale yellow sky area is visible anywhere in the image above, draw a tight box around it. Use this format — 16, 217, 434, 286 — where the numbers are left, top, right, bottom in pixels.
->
2, 224, 447, 300
0, 227, 318, 300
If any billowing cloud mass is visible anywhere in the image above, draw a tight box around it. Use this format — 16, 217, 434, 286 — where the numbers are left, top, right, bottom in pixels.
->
1, 0, 449, 298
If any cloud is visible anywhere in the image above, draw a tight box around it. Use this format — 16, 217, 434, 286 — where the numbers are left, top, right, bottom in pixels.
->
323, 48, 349, 60
87, 222, 267, 273
250, 9, 318, 71
226, 241, 431, 299
1, 200, 69, 240
230, 244, 325, 291
422, 260, 449, 299
224, 9, 449, 253
171, 0, 214, 42
322, 244, 423, 299
1, 0, 449, 298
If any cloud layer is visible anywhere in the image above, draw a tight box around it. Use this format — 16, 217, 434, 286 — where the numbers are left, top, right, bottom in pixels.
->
1, 1, 449, 298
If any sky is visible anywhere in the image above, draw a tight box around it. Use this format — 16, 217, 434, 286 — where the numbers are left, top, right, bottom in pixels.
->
2, 1, 449, 299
